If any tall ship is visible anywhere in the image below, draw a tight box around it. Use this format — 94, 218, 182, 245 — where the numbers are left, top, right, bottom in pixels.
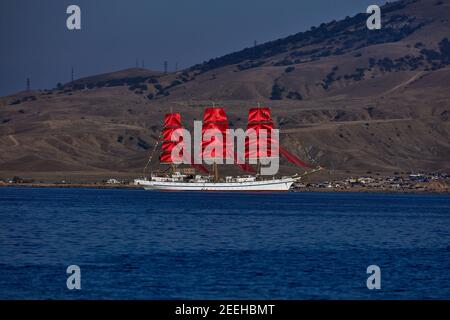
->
134, 106, 321, 191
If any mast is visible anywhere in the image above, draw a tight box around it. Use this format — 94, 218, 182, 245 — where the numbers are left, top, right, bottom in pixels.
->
213, 162, 219, 182
202, 107, 231, 182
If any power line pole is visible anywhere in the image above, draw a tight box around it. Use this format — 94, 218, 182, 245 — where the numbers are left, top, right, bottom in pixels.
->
164, 60, 168, 74
71, 67, 74, 82
26, 78, 30, 91
175, 61, 178, 72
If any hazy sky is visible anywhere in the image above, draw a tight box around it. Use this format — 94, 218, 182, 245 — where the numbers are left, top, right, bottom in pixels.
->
0, 0, 387, 96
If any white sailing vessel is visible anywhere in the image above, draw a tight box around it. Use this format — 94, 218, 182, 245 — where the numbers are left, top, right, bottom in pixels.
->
134, 107, 320, 192
135, 173, 302, 192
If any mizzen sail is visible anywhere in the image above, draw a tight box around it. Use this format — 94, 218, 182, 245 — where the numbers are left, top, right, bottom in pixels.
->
245, 107, 278, 160
246, 107, 309, 168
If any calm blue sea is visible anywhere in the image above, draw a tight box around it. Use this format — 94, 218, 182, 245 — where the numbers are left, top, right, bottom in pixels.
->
0, 187, 449, 299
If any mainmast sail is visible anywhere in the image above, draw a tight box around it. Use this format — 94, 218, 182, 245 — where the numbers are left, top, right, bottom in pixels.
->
201, 108, 231, 181
201, 108, 230, 159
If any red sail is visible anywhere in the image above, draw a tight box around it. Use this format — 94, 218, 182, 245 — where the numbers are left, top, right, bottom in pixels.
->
245, 107, 309, 167
160, 151, 174, 164
247, 122, 274, 131
164, 113, 182, 127
160, 112, 184, 164
280, 146, 309, 168
158, 112, 209, 173
245, 107, 277, 159
248, 107, 272, 123
161, 140, 180, 152
202, 108, 231, 160
162, 127, 183, 142
203, 108, 228, 123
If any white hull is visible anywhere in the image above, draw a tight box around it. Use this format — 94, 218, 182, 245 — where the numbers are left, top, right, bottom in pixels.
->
134, 177, 295, 192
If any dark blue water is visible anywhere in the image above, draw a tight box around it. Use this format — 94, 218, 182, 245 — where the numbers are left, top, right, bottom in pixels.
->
0, 187, 449, 299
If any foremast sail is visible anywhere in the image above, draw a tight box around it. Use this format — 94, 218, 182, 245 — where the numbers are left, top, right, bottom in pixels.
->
160, 112, 183, 164
160, 112, 208, 174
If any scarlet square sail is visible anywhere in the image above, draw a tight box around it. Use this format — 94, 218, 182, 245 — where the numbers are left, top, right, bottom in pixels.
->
245, 107, 277, 159
160, 112, 183, 164
202, 108, 231, 160
245, 107, 309, 167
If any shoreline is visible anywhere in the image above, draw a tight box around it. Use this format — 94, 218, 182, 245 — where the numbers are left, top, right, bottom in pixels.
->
0, 182, 140, 190
1, 182, 448, 195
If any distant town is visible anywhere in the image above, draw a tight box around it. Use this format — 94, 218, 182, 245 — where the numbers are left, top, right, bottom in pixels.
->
294, 173, 450, 193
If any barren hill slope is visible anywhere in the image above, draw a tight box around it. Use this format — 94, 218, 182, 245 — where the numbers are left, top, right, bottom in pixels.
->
0, 0, 449, 182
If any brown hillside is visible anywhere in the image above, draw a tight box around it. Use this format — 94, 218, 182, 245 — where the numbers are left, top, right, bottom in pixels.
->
0, 0, 449, 182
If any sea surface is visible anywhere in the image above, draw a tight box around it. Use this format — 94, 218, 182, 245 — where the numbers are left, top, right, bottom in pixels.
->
0, 187, 449, 299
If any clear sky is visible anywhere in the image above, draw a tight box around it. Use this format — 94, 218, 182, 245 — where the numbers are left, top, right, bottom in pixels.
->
0, 0, 387, 96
